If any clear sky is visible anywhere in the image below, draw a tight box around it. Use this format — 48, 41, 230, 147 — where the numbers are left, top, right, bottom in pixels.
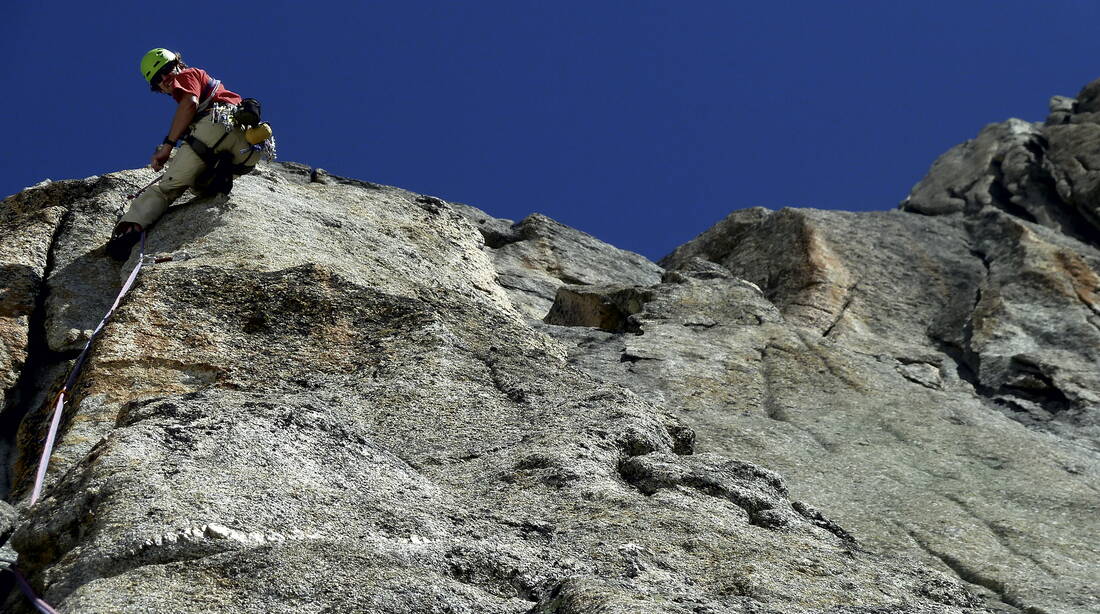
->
3, 1, 1099, 261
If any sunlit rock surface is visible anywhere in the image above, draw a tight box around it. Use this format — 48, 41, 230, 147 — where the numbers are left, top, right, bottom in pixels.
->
0, 163, 988, 613
3, 79, 1100, 613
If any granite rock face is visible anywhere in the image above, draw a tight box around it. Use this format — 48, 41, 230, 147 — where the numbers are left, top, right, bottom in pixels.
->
549, 206, 1100, 613
4, 80, 1100, 614
0, 163, 988, 613
453, 204, 662, 320
535, 82, 1100, 613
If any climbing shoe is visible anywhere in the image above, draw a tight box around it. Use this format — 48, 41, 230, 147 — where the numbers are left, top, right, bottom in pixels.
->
106, 223, 143, 261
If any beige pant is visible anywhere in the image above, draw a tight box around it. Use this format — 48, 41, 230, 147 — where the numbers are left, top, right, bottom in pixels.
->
123, 110, 259, 228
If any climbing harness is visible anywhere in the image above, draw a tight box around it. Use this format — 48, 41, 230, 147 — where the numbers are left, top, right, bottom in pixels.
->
195, 78, 222, 115
186, 83, 277, 194
185, 112, 271, 197
187, 133, 249, 196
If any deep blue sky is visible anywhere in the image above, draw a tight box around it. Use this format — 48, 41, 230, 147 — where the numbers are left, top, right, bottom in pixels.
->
3, 2, 1099, 260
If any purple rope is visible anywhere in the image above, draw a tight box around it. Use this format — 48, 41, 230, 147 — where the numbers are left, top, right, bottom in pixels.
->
30, 232, 147, 506
7, 566, 60, 614
11, 169, 162, 614
18, 184, 157, 613
127, 173, 163, 200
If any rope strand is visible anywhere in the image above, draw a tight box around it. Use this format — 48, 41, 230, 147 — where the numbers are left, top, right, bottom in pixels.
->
30, 232, 146, 506
7, 567, 61, 614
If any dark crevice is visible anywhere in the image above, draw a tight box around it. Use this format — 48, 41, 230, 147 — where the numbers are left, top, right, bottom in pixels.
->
1034, 148, 1100, 248
0, 204, 78, 501
945, 245, 992, 390
1072, 154, 1095, 172
965, 246, 1073, 417
988, 158, 1040, 225
928, 241, 995, 399
791, 501, 858, 546
414, 195, 448, 215
481, 234, 518, 250
665, 424, 696, 455
1049, 193, 1100, 248
977, 134, 1100, 248
935, 333, 1074, 422
618, 456, 792, 531
938, 240, 1077, 434
484, 348, 529, 404
479, 224, 524, 249
1021, 133, 1049, 161
993, 385, 1072, 417
1000, 356, 1074, 413
1010, 136, 1100, 248
821, 282, 859, 338
906, 529, 1052, 614
443, 557, 542, 603
760, 347, 786, 422
932, 337, 982, 391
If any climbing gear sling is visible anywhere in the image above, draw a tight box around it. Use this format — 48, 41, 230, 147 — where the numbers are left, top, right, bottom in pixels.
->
195, 78, 221, 115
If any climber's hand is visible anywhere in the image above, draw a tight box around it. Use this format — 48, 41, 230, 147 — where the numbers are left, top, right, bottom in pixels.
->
151, 144, 172, 171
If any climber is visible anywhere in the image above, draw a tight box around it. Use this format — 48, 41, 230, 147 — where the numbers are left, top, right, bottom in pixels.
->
106, 48, 271, 260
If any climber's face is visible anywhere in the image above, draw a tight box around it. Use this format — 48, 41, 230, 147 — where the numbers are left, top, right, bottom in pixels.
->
152, 66, 177, 95
156, 74, 173, 95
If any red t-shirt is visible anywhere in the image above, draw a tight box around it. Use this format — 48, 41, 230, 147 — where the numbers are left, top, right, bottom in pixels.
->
165, 67, 242, 106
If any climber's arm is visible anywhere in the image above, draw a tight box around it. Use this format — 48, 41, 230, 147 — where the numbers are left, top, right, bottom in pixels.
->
151, 95, 199, 171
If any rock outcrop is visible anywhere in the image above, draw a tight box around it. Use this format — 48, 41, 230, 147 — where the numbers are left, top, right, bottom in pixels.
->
3, 79, 1100, 613
0, 164, 988, 613
452, 205, 662, 320
539, 81, 1100, 613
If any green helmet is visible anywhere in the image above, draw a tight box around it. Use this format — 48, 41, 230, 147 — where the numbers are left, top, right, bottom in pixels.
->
141, 48, 177, 83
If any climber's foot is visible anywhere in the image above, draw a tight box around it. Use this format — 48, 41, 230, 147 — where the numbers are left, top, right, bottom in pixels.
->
106, 222, 143, 261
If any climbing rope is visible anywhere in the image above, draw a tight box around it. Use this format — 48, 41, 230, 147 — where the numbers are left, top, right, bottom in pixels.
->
30, 231, 146, 505
11, 164, 166, 614
127, 172, 164, 200
31, 173, 160, 506
16, 197, 153, 613
5, 566, 61, 614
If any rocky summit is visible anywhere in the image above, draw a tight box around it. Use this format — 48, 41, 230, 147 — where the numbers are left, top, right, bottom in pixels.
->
0, 83, 1099, 614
